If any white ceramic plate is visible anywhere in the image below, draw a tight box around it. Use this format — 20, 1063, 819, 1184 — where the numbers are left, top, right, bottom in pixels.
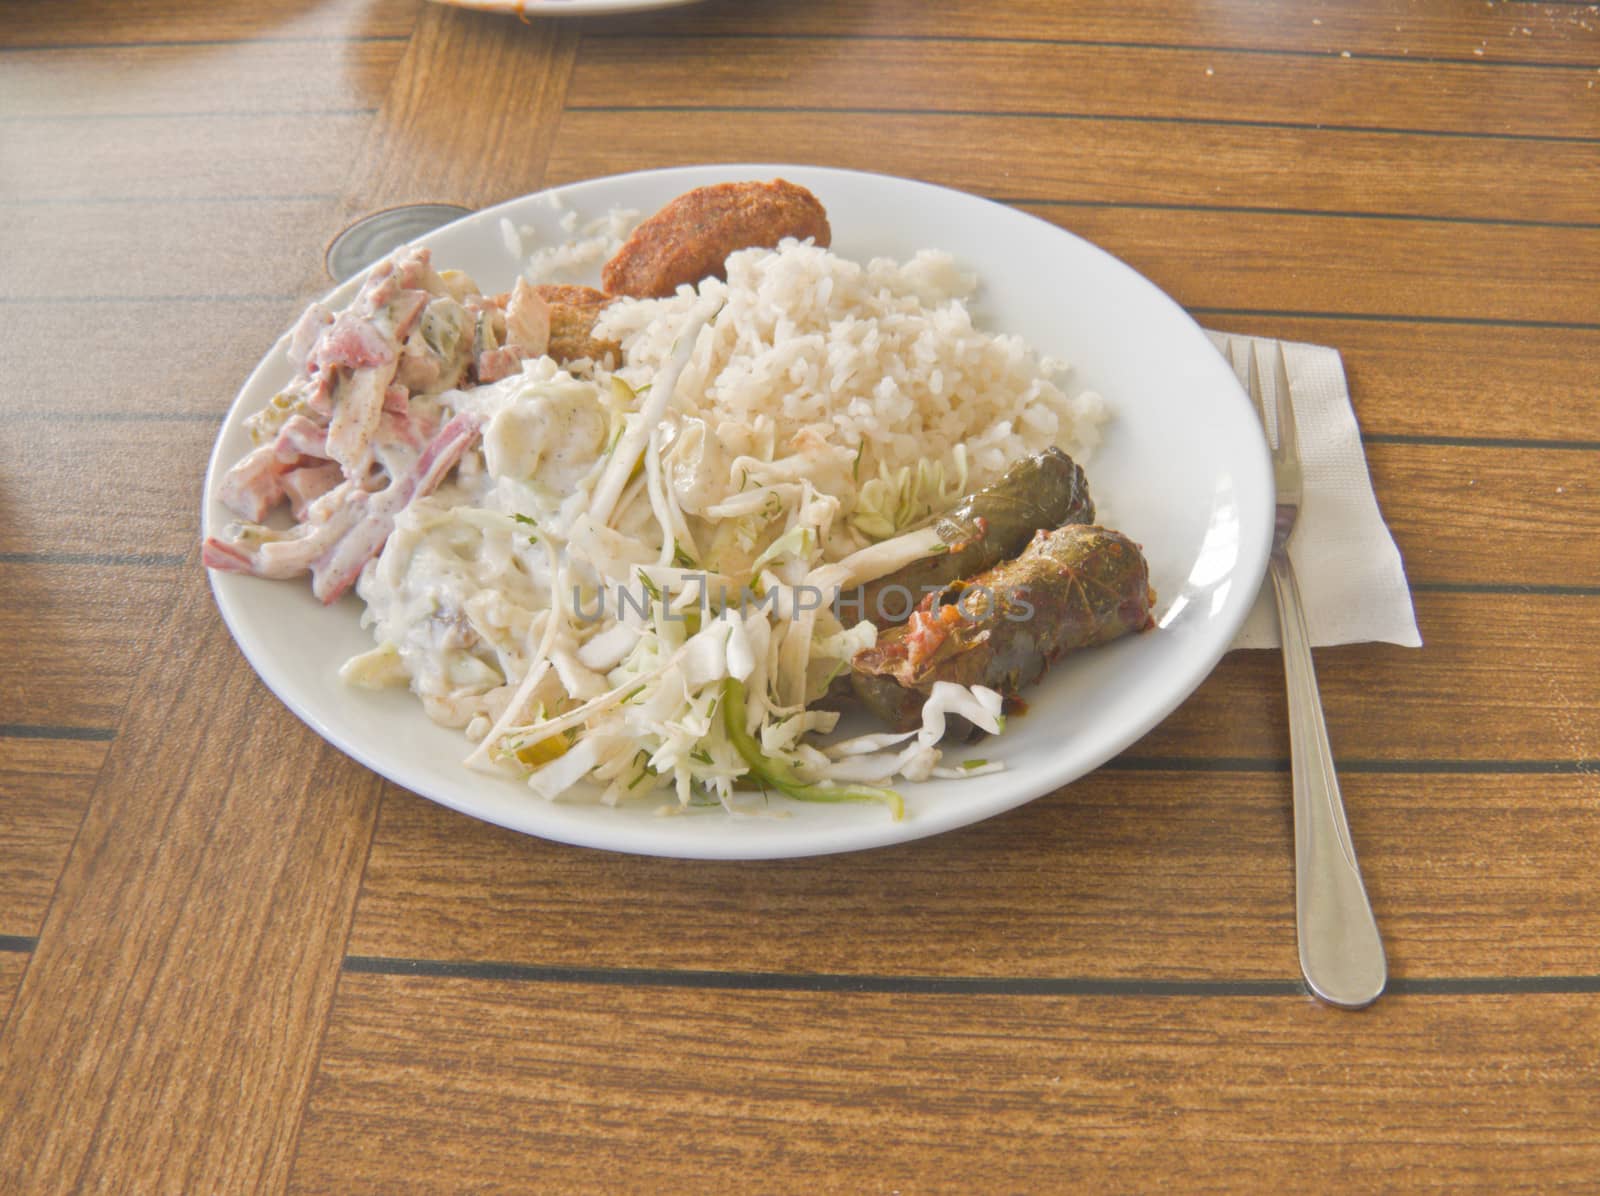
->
430, 0, 702, 16
203, 164, 1273, 859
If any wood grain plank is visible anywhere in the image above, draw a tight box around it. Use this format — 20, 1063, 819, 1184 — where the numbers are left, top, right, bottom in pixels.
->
1369, 443, 1598, 587
622, 0, 1600, 68
0, 7, 583, 1190
350, 772, 1303, 981
1, 0, 416, 48
290, 978, 1600, 1191
1198, 317, 1600, 444
0, 420, 215, 558
0, 562, 389, 1193
11, 0, 1596, 69
546, 110, 1600, 225
570, 35, 1600, 139
0, 199, 346, 300
337, 2, 579, 216
0, 298, 305, 421
1138, 594, 1600, 764
0, 564, 180, 730
0, 40, 401, 119
0, 738, 107, 940
0, 114, 371, 202
0, 953, 26, 1024
3, 5, 1596, 1191
1020, 203, 1600, 325
9, 187, 1596, 326
349, 769, 1598, 981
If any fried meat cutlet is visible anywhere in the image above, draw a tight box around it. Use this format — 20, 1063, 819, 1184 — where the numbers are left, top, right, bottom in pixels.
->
601, 179, 831, 299
534, 284, 621, 366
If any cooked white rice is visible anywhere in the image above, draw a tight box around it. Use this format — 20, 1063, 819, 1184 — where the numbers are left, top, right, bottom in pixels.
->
508, 200, 641, 285
595, 239, 1106, 537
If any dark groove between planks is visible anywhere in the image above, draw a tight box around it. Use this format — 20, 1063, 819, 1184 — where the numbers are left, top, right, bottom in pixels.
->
0, 936, 37, 955
1012, 198, 1600, 232
0, 295, 303, 306
563, 104, 1600, 145
5, 4, 1588, 65
1190, 308, 1600, 331
1364, 433, 1600, 452
10, 190, 1597, 234
1105, 757, 1597, 774
0, 552, 188, 568
585, 31, 1600, 75
0, 711, 1585, 775
1409, 583, 1600, 597
340, 958, 1307, 995
342, 957, 1600, 997
0, 195, 339, 208
11, 410, 224, 424
0, 36, 409, 55
0, 107, 380, 123
1392, 976, 1600, 995
0, 724, 116, 743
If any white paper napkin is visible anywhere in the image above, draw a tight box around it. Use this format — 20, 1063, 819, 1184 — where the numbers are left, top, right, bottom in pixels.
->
1204, 331, 1422, 651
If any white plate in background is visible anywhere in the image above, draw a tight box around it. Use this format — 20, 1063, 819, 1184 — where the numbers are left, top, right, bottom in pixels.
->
429, 0, 703, 17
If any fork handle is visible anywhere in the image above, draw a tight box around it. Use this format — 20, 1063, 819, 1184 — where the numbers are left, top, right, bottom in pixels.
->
1268, 554, 1388, 1008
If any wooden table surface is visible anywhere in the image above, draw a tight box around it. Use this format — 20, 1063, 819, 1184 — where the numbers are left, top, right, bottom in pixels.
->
2, 0, 1597, 1188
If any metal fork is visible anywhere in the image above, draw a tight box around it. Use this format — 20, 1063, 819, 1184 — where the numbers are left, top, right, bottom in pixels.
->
1240, 339, 1388, 1009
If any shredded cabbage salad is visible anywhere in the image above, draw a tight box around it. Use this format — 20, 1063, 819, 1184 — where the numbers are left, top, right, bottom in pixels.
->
333, 242, 1093, 817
